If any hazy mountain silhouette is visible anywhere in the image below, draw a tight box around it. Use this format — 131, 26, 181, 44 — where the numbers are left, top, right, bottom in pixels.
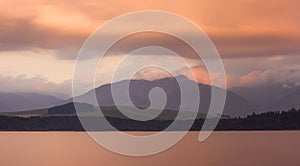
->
73, 75, 256, 117
0, 92, 64, 112
0, 101, 11, 112
269, 88, 300, 111
230, 85, 285, 106
231, 85, 300, 112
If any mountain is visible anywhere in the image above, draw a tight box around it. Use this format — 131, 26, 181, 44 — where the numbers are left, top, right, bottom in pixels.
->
230, 84, 295, 106
268, 88, 300, 111
0, 102, 11, 111
0, 92, 64, 112
231, 85, 300, 112
73, 75, 256, 117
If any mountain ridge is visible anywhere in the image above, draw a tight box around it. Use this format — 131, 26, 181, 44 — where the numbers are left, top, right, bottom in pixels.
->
72, 75, 256, 117
0, 92, 64, 112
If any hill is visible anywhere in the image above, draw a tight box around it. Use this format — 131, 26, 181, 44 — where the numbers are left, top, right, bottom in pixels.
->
0, 92, 63, 112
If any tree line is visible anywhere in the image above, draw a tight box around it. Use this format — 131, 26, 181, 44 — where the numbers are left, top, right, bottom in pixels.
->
0, 108, 299, 131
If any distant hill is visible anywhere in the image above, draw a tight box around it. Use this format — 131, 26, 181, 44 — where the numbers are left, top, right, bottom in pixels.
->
48, 102, 95, 115
0, 92, 64, 112
269, 88, 300, 111
51, 103, 209, 120
0, 102, 209, 121
230, 85, 284, 106
0, 102, 11, 111
231, 85, 300, 112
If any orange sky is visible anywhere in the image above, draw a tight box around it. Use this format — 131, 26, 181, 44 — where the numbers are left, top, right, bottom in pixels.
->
0, 0, 299, 98
1, 0, 300, 57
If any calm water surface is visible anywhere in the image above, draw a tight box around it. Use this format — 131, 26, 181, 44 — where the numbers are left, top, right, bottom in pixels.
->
0, 131, 299, 166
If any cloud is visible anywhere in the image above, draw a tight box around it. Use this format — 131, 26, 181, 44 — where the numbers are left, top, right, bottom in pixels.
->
1, 0, 299, 100
177, 66, 233, 89
0, 17, 86, 59
239, 70, 300, 88
0, 75, 72, 99
179, 66, 211, 85
0, 0, 299, 60
211, 30, 300, 58
177, 66, 300, 89
133, 67, 173, 80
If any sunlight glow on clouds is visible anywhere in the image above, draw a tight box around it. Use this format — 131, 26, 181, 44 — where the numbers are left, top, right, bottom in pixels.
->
0, 49, 74, 83
0, 0, 299, 97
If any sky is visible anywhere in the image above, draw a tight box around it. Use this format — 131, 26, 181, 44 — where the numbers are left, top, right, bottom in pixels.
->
0, 0, 299, 99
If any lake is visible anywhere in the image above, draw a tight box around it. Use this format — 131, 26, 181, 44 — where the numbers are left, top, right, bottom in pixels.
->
0, 131, 299, 166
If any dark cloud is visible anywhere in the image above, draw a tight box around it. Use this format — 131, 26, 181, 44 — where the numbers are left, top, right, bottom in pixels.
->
211, 32, 300, 58
106, 31, 300, 59
1, 18, 300, 60
0, 0, 300, 60
0, 17, 86, 59
103, 31, 200, 59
